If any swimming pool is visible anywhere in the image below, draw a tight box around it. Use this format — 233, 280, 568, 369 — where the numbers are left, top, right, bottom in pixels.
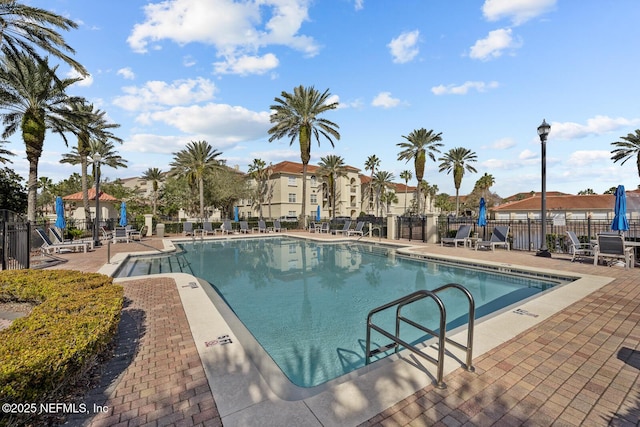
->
116, 237, 574, 388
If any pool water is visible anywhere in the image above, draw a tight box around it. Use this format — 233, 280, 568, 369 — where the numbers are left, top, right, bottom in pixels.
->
117, 237, 570, 388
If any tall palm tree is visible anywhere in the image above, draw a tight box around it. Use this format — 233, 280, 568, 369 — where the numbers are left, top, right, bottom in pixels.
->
0, 140, 13, 164
140, 167, 164, 215
268, 85, 340, 229
475, 172, 495, 198
397, 128, 443, 215
61, 139, 128, 185
317, 154, 347, 220
371, 170, 395, 217
380, 189, 398, 216
0, 0, 87, 76
399, 170, 412, 214
169, 140, 223, 218
420, 181, 438, 214
67, 100, 122, 220
438, 147, 478, 216
247, 158, 267, 219
37, 175, 53, 214
611, 129, 640, 177
0, 48, 83, 220
364, 154, 380, 214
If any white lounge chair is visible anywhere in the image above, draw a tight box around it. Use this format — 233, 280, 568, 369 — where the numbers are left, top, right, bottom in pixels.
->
50, 227, 94, 250
36, 228, 89, 254
239, 221, 251, 233
566, 231, 593, 262
255, 220, 270, 233
112, 226, 129, 243
183, 221, 194, 236
347, 221, 365, 236
475, 226, 510, 251
441, 224, 472, 247
593, 234, 633, 269
332, 220, 351, 235
319, 222, 330, 233
196, 221, 215, 236
220, 220, 233, 234
129, 225, 147, 241
273, 220, 282, 232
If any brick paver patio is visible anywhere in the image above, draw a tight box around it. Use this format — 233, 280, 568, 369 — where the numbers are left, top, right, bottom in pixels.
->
3, 233, 639, 426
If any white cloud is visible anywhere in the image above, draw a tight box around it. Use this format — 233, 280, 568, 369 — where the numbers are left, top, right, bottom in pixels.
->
566, 150, 611, 167
469, 28, 521, 61
431, 80, 499, 95
121, 134, 187, 154
117, 67, 135, 80
67, 69, 93, 87
490, 137, 516, 149
482, 0, 556, 26
354, 0, 364, 11
127, 0, 318, 75
519, 149, 537, 160
550, 116, 640, 140
388, 30, 420, 64
113, 77, 217, 112
213, 53, 279, 75
371, 92, 400, 108
183, 55, 197, 67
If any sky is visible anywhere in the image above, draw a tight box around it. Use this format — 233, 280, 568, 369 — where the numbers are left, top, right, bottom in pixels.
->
6, 0, 640, 199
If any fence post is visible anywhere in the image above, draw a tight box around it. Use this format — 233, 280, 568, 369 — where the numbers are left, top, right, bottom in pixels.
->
422, 216, 426, 243
527, 218, 532, 251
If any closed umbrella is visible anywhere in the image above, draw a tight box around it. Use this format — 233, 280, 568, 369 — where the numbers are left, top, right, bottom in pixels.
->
234, 206, 239, 222
611, 185, 629, 233
478, 197, 487, 239
119, 202, 127, 227
316, 205, 321, 222
55, 196, 66, 230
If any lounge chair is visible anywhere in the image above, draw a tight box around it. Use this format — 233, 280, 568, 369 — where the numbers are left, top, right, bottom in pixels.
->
475, 226, 510, 251
50, 227, 95, 250
183, 221, 194, 236
593, 234, 633, 269
255, 220, 270, 233
36, 228, 89, 254
129, 225, 147, 241
309, 222, 317, 233
347, 221, 365, 236
332, 220, 351, 235
239, 221, 251, 233
566, 231, 593, 262
273, 220, 282, 232
100, 226, 113, 241
441, 224, 471, 247
319, 222, 330, 234
196, 221, 215, 236
112, 226, 129, 243
220, 220, 233, 234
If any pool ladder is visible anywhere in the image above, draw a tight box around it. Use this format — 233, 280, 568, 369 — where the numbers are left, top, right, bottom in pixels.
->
365, 283, 475, 389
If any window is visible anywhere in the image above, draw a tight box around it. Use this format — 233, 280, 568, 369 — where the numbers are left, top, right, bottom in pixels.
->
288, 177, 296, 186
288, 193, 296, 203
310, 194, 317, 204
310, 175, 317, 186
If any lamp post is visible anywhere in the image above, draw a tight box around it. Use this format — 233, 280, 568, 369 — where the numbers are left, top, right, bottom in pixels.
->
536, 119, 551, 257
93, 154, 102, 247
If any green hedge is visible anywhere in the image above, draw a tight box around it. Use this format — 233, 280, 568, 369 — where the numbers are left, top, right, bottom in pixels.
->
0, 270, 123, 414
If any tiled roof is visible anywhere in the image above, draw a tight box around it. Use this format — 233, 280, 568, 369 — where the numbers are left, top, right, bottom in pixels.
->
269, 160, 360, 175
493, 194, 615, 211
63, 188, 119, 202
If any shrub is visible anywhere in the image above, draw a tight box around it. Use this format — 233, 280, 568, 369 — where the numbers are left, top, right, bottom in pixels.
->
0, 270, 123, 423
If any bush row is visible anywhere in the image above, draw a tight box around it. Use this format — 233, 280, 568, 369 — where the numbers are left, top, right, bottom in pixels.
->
0, 270, 123, 417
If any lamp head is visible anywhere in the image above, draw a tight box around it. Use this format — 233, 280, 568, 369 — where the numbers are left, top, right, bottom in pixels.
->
537, 119, 551, 141
92, 153, 102, 163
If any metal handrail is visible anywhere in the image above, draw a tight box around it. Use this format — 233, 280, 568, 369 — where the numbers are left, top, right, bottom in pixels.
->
365, 283, 475, 389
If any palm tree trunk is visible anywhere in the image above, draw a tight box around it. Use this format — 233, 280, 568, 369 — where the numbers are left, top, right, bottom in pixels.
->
81, 155, 90, 220
301, 163, 308, 229
199, 176, 205, 218
27, 159, 38, 221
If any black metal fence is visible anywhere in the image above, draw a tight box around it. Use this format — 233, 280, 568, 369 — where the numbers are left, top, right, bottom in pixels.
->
1, 221, 31, 270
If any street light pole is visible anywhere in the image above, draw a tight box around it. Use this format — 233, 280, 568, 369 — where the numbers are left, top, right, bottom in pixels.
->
93, 154, 102, 247
536, 119, 551, 257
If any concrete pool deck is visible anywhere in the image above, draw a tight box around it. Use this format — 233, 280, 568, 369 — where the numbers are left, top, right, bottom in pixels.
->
23, 232, 640, 426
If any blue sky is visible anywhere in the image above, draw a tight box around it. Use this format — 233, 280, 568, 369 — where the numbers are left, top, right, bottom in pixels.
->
8, 0, 640, 198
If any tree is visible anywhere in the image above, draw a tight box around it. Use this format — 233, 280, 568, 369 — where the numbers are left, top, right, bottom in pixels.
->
611, 129, 640, 177
380, 189, 398, 216
0, 140, 13, 164
399, 170, 412, 214
37, 176, 54, 214
420, 181, 438, 214
268, 85, 340, 229
577, 188, 596, 195
371, 170, 395, 217
140, 167, 164, 215
66, 100, 122, 220
169, 140, 223, 218
0, 1, 87, 76
248, 158, 267, 219
474, 173, 495, 198
364, 154, 380, 214
0, 49, 83, 221
397, 128, 443, 215
0, 167, 27, 213
317, 154, 347, 220
60, 139, 128, 186
438, 147, 478, 216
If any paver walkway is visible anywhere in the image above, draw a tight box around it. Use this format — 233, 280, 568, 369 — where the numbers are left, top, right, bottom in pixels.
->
3, 234, 639, 426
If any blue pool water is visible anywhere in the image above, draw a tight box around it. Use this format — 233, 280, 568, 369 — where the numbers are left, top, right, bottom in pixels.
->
116, 237, 572, 388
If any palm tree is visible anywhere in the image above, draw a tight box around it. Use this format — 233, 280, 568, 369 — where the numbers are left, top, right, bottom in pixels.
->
36, 176, 53, 214
611, 129, 640, 177
0, 140, 13, 164
364, 154, 380, 214
0, 1, 87, 76
438, 147, 478, 216
248, 158, 267, 219
397, 128, 443, 215
169, 140, 223, 218
268, 85, 340, 229
140, 167, 164, 215
317, 154, 347, 220
420, 182, 438, 213
0, 48, 83, 220
380, 190, 398, 216
67, 100, 122, 220
371, 170, 395, 217
399, 170, 412, 214
61, 139, 128, 186
475, 172, 495, 198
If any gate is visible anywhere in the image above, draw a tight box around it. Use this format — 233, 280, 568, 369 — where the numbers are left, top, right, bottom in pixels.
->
1, 221, 31, 270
